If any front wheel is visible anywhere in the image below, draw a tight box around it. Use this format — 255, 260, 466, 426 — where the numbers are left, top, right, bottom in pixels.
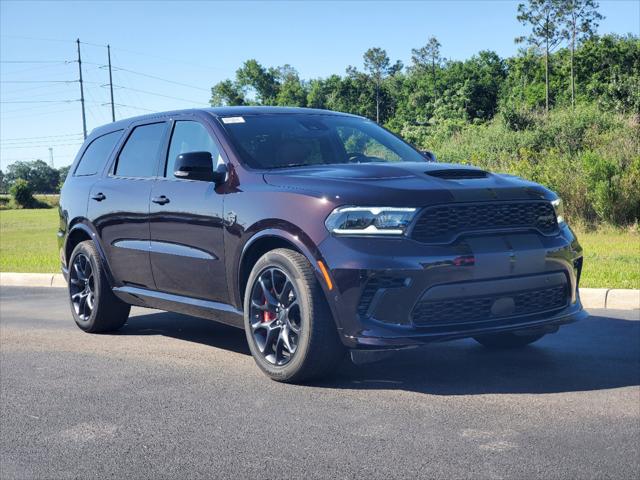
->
243, 248, 344, 383
473, 332, 545, 349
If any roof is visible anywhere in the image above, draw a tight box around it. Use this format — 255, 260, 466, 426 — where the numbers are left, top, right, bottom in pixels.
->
89, 106, 360, 138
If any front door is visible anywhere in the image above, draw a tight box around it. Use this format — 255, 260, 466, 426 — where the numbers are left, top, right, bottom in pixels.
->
149, 119, 227, 302
88, 121, 167, 289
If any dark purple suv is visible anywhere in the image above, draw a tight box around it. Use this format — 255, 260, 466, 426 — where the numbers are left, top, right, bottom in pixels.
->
59, 107, 586, 382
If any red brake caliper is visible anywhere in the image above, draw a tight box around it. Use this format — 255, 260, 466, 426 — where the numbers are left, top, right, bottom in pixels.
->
262, 295, 276, 323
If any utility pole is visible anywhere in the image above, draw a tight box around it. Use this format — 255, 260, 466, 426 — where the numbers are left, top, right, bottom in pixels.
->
48, 147, 54, 168
107, 44, 115, 122
76, 38, 87, 139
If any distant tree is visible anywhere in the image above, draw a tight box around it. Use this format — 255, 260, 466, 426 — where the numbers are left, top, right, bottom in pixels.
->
210, 79, 246, 106
0, 169, 6, 194
363, 47, 392, 123
235, 59, 279, 105
5, 160, 59, 193
57, 165, 71, 190
275, 65, 307, 107
411, 36, 442, 84
560, 0, 603, 107
516, 0, 565, 112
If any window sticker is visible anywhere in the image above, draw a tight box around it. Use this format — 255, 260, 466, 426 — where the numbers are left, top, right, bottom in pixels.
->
221, 116, 245, 124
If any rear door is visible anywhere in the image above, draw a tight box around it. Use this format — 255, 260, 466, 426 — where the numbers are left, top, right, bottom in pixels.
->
148, 118, 227, 302
88, 121, 168, 289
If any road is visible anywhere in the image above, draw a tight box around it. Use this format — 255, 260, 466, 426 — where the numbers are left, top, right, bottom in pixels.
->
1, 286, 638, 479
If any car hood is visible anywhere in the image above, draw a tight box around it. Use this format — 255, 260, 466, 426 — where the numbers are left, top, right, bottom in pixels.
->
262, 162, 553, 205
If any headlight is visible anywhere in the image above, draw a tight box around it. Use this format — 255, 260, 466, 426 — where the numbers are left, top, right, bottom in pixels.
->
551, 198, 565, 224
325, 206, 418, 235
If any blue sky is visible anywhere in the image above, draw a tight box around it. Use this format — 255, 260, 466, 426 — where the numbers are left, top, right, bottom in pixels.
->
1, 0, 638, 169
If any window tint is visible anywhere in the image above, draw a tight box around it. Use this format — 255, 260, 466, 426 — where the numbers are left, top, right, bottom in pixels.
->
74, 130, 122, 176
166, 121, 223, 177
115, 123, 166, 177
218, 114, 424, 169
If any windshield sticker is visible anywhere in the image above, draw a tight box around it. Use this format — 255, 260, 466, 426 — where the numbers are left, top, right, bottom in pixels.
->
221, 116, 245, 124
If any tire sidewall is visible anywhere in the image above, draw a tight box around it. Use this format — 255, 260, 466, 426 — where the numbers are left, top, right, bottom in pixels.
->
243, 250, 314, 381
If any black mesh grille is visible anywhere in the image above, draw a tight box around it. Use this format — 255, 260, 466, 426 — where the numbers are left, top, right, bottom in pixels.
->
411, 284, 568, 327
411, 201, 558, 244
357, 276, 407, 316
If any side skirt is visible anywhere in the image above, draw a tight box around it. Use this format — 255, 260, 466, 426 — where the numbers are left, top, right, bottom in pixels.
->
112, 285, 244, 329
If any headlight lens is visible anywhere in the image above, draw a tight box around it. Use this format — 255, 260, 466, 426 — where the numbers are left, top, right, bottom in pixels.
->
551, 198, 565, 224
325, 206, 418, 235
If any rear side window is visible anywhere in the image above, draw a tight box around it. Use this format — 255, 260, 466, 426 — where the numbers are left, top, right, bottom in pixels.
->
115, 123, 166, 178
74, 130, 122, 176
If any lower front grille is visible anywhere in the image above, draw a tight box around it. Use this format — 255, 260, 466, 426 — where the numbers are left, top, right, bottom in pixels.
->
411, 284, 568, 327
357, 276, 408, 317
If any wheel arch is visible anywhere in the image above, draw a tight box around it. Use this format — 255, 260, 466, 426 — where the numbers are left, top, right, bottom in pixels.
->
65, 220, 116, 287
236, 229, 333, 314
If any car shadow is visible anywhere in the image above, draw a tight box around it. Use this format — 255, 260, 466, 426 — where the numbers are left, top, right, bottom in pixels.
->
117, 311, 639, 395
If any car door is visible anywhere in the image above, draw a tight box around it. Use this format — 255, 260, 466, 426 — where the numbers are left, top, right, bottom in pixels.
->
148, 118, 227, 302
88, 121, 168, 289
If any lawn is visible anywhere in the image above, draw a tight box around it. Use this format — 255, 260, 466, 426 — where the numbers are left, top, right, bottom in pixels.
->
0, 208, 638, 289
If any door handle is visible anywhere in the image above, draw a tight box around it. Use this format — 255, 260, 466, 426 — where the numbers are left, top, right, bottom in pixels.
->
91, 192, 106, 201
152, 195, 170, 205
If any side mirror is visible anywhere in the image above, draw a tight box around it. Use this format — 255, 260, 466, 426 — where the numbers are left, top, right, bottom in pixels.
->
174, 151, 227, 184
420, 150, 437, 162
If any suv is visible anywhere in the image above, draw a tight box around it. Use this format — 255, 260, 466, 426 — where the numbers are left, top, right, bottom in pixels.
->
59, 107, 586, 382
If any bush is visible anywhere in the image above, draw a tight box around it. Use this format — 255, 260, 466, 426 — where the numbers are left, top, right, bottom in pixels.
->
409, 104, 640, 226
8, 179, 49, 209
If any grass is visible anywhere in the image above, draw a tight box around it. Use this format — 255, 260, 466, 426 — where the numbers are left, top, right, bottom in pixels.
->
0, 208, 638, 289
0, 208, 60, 273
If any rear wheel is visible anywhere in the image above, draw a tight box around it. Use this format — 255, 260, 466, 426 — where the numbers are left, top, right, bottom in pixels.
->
473, 332, 545, 349
68, 240, 130, 333
243, 248, 344, 383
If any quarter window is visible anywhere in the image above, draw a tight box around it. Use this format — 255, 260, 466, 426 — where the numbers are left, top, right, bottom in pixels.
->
166, 121, 223, 177
74, 130, 122, 176
115, 123, 166, 178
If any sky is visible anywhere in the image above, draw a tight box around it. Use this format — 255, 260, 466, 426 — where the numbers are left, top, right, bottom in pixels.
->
1, 0, 638, 169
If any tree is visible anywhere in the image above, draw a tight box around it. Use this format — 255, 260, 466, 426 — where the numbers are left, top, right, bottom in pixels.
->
560, 0, 603, 108
411, 36, 442, 84
363, 47, 392, 123
210, 79, 246, 106
0, 169, 6, 194
5, 160, 60, 193
235, 59, 279, 105
516, 0, 565, 112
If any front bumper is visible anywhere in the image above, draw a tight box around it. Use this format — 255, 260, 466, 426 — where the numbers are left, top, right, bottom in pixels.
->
318, 224, 585, 349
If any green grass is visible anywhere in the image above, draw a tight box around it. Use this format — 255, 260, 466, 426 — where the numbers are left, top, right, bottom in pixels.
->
0, 208, 60, 273
574, 227, 640, 289
0, 208, 638, 289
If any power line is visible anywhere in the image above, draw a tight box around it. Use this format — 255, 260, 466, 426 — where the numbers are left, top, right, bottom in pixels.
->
0, 80, 77, 84
0, 60, 72, 64
1, 142, 83, 150
1, 100, 78, 104
110, 66, 210, 92
1, 133, 84, 141
109, 85, 204, 105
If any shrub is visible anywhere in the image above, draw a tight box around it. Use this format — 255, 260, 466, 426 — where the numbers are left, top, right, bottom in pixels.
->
10, 179, 35, 208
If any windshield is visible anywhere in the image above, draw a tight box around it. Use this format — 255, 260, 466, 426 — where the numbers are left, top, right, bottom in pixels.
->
216, 113, 426, 169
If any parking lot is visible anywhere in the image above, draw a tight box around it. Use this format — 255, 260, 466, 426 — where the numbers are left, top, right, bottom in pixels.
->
1, 286, 638, 479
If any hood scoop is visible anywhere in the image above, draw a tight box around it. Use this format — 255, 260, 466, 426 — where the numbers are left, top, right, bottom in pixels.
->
426, 169, 488, 180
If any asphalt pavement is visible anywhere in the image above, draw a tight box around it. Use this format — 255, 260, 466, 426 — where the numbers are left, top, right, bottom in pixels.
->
1, 286, 639, 479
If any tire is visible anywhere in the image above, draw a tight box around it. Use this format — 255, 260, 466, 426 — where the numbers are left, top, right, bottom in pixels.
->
68, 240, 130, 333
243, 248, 344, 383
473, 332, 545, 349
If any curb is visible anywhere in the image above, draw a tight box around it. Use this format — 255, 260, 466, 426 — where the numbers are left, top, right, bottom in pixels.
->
0, 272, 638, 310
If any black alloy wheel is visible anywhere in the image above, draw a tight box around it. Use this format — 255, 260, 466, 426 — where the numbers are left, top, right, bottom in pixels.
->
69, 253, 95, 322
249, 267, 302, 366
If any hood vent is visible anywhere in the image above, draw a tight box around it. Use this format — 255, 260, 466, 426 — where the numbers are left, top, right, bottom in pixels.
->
426, 169, 488, 180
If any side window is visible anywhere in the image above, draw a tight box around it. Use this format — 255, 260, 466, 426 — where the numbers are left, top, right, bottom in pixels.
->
166, 121, 223, 177
74, 130, 122, 176
115, 123, 166, 178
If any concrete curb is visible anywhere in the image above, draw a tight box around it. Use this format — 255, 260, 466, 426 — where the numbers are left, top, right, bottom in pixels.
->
0, 272, 638, 310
